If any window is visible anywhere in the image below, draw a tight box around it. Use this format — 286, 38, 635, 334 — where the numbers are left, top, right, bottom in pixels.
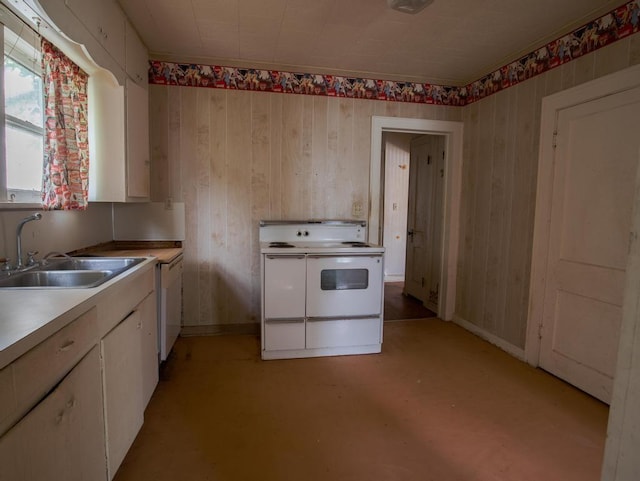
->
1, 13, 43, 204
320, 269, 369, 290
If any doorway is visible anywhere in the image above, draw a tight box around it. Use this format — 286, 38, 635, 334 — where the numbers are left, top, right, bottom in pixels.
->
381, 132, 444, 320
369, 116, 464, 321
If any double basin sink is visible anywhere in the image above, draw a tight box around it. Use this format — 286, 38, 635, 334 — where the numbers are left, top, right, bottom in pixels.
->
0, 257, 145, 289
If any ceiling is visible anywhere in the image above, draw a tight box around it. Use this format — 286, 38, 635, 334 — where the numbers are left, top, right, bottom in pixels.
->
118, 0, 621, 86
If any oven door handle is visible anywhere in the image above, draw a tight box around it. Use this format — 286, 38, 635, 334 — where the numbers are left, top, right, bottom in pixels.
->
306, 314, 380, 322
265, 254, 306, 259
265, 318, 305, 324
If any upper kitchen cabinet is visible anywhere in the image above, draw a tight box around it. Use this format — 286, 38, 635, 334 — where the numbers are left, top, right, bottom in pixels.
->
36, 0, 125, 83
126, 78, 150, 198
125, 20, 148, 86
34, 0, 151, 202
88, 72, 150, 202
65, 0, 125, 69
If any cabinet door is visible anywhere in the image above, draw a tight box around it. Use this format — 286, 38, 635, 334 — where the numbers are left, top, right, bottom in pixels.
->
102, 310, 144, 480
65, 0, 125, 67
0, 426, 28, 481
126, 78, 150, 199
37, 0, 85, 45
0, 346, 107, 481
139, 292, 159, 409
98, 0, 125, 66
125, 20, 148, 85
0, 365, 16, 438
263, 255, 306, 319
0, 407, 27, 481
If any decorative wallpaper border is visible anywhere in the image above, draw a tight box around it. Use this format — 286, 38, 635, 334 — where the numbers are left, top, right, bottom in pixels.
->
148, 0, 639, 106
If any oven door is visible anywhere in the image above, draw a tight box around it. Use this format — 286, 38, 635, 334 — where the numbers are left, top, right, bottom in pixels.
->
306, 254, 383, 318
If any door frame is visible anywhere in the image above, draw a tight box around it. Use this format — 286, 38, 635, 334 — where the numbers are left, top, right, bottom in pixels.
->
369, 116, 463, 321
526, 63, 640, 367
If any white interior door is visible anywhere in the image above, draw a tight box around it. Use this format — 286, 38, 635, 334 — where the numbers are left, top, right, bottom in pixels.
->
404, 137, 430, 302
539, 86, 640, 403
404, 136, 444, 311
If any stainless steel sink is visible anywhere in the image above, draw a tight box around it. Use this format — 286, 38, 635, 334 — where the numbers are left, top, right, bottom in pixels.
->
0, 257, 146, 289
42, 257, 145, 271
0, 270, 113, 288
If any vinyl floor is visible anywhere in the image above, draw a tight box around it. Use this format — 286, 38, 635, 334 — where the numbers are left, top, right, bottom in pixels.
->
114, 319, 608, 481
384, 281, 436, 321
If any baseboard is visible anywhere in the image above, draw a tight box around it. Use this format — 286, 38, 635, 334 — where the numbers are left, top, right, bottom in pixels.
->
452, 315, 525, 361
384, 276, 404, 283
180, 318, 525, 363
181, 323, 260, 337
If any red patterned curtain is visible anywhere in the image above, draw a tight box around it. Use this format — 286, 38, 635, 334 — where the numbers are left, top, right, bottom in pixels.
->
41, 39, 89, 210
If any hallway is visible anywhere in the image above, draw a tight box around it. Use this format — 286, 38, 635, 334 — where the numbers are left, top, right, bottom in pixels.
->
384, 281, 436, 321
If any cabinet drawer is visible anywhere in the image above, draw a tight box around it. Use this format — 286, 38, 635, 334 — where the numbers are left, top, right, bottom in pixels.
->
13, 307, 98, 414
98, 265, 154, 335
264, 319, 305, 351
306, 317, 381, 349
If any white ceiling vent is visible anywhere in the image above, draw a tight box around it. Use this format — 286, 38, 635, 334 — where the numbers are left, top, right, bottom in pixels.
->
387, 0, 434, 14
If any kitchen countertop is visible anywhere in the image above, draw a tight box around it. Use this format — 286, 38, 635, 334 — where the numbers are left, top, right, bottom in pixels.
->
0, 257, 157, 369
90, 247, 183, 263
74, 241, 183, 264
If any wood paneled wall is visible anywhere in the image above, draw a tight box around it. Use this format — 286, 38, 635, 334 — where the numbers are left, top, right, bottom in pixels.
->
456, 36, 640, 349
149, 87, 461, 330
149, 34, 640, 341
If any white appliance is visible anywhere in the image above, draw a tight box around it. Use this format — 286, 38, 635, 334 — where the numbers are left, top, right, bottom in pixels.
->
260, 220, 385, 360
158, 254, 183, 361
112, 202, 186, 362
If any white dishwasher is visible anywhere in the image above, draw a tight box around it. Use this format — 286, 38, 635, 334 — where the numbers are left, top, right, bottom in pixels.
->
157, 254, 183, 361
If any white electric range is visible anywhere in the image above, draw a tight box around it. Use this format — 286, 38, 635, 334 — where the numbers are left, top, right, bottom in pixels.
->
259, 220, 385, 360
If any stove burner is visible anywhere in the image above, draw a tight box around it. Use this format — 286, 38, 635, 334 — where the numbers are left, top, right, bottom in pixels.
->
269, 242, 295, 248
341, 241, 369, 247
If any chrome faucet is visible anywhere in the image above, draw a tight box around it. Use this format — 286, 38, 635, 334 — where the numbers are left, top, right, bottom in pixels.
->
41, 251, 73, 265
16, 213, 42, 269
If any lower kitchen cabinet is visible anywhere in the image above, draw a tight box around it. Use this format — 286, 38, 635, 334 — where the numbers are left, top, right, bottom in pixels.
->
101, 309, 144, 480
0, 263, 158, 481
0, 422, 23, 481
139, 291, 159, 408
0, 346, 107, 481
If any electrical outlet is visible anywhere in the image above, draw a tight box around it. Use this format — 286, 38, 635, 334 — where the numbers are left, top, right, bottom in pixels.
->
352, 201, 363, 217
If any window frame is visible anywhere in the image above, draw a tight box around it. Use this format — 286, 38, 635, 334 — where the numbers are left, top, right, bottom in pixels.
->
0, 6, 44, 206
